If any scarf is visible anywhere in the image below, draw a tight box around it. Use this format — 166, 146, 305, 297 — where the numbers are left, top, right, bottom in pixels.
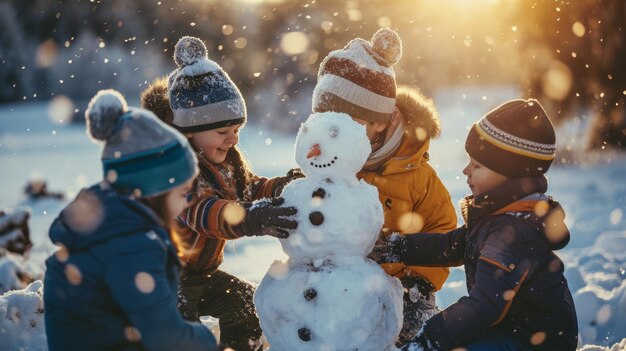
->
459, 175, 548, 231
362, 110, 406, 171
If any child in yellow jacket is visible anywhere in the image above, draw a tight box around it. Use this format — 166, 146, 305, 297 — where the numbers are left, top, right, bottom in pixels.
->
312, 28, 457, 345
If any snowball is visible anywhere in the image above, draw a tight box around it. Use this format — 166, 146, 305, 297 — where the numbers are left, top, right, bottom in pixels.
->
280, 178, 382, 260
294, 112, 371, 183
255, 258, 403, 351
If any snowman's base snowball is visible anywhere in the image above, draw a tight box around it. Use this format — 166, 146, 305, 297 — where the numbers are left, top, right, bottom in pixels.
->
255, 258, 403, 351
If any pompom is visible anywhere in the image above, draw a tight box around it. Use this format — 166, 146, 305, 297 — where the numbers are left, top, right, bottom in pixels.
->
174, 36, 208, 67
85, 89, 128, 141
370, 28, 402, 67
140, 77, 174, 126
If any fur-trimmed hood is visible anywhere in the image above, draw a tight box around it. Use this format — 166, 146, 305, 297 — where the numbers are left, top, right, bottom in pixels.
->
396, 85, 441, 140
140, 76, 174, 126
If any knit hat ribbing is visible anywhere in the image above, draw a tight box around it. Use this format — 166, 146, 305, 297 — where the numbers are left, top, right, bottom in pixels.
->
465, 99, 556, 178
168, 36, 246, 133
312, 28, 402, 123
86, 89, 198, 197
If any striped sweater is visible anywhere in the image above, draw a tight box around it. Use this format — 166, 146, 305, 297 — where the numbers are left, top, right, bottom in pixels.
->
174, 152, 283, 273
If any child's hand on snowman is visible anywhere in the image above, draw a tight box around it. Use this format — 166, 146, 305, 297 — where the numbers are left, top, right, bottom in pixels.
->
400, 329, 439, 351
368, 232, 407, 264
272, 167, 306, 196
232, 197, 298, 238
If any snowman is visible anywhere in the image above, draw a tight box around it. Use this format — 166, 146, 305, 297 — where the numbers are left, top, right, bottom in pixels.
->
254, 112, 404, 351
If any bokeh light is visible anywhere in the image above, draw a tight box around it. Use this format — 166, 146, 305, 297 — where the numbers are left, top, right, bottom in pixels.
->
572, 21, 586, 37
48, 95, 74, 125
280, 32, 309, 55
596, 304, 612, 325
267, 260, 290, 280
542, 60, 573, 101
503, 289, 516, 301
544, 207, 569, 244
222, 202, 246, 226
64, 264, 82, 286
135, 272, 155, 294
124, 326, 142, 342
530, 331, 547, 345
609, 208, 622, 225
533, 200, 550, 218
305, 229, 323, 243
63, 190, 104, 235
397, 212, 424, 233
36, 39, 58, 68
54, 244, 70, 263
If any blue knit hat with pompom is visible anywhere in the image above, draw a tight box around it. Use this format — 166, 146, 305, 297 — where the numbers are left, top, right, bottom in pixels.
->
167, 36, 246, 133
85, 89, 198, 197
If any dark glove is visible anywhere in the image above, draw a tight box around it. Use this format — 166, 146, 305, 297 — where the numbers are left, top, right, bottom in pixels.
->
231, 197, 297, 238
400, 330, 439, 351
272, 168, 306, 196
368, 232, 407, 264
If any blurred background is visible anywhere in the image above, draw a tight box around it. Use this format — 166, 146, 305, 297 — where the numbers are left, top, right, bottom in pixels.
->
1, 0, 624, 152
1, 2, 626, 348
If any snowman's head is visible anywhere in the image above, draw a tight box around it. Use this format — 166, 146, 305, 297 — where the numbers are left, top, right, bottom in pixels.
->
295, 112, 371, 181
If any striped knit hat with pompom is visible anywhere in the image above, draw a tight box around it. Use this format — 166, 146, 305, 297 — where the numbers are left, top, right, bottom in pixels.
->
312, 28, 402, 123
85, 89, 198, 197
168, 36, 246, 133
465, 99, 556, 178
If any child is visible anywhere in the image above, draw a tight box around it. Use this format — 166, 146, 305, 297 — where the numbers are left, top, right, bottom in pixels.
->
372, 99, 578, 350
312, 28, 458, 344
44, 90, 217, 351
141, 36, 300, 351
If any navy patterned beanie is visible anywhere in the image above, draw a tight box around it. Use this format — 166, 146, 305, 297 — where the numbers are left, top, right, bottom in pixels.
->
465, 99, 556, 178
85, 89, 198, 197
167, 36, 246, 133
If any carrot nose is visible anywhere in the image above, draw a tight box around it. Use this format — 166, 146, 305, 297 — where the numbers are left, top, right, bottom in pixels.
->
307, 144, 321, 158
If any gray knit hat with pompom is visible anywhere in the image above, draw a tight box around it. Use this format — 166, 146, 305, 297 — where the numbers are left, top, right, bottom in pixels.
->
167, 36, 246, 133
312, 28, 402, 123
86, 89, 198, 197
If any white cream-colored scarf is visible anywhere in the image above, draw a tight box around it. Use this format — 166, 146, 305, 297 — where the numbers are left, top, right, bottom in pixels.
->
362, 110, 406, 171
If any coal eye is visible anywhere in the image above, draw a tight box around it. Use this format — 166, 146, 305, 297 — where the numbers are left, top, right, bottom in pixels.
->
329, 126, 338, 137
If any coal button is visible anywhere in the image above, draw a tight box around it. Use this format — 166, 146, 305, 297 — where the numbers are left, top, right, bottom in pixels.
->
309, 211, 324, 226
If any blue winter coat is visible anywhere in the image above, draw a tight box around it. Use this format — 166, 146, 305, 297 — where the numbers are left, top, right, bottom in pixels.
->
401, 177, 578, 350
44, 184, 217, 351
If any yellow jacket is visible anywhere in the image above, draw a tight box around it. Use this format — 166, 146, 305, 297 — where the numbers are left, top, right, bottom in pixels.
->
358, 86, 457, 291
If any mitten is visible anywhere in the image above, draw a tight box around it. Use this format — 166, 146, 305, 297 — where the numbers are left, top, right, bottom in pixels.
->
368, 232, 407, 264
231, 197, 297, 238
272, 168, 306, 196
400, 330, 439, 351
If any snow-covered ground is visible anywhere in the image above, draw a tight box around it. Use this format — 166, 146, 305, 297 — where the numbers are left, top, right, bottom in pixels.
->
1, 87, 625, 349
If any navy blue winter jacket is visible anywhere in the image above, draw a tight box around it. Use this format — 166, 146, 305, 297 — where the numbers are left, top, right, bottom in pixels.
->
401, 177, 578, 350
44, 184, 217, 351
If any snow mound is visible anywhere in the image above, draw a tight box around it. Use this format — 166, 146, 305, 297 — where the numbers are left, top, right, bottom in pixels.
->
565, 231, 626, 346
577, 338, 626, 351
0, 280, 46, 350
0, 249, 32, 294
